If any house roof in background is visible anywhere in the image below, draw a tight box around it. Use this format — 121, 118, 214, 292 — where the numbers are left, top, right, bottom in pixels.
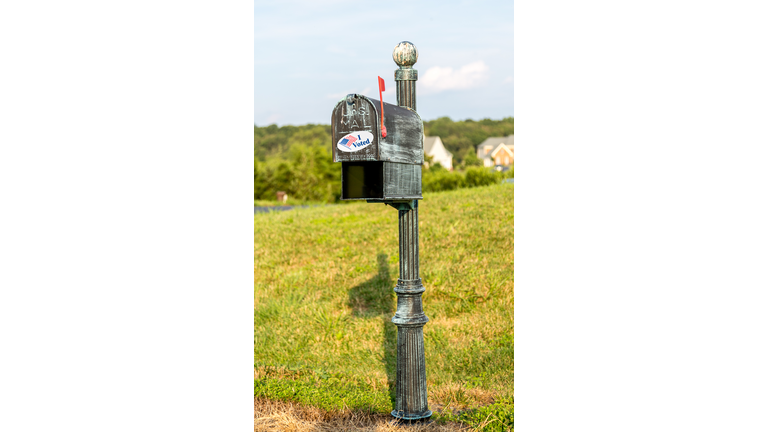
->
424, 136, 453, 157
477, 135, 514, 159
491, 143, 514, 158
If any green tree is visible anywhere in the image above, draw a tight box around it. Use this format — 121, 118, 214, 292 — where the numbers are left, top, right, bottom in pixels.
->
462, 148, 483, 168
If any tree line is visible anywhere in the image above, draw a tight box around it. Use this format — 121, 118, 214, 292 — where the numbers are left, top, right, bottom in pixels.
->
254, 117, 513, 203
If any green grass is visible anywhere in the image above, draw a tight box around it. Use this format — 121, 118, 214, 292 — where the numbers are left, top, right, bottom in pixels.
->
254, 197, 332, 207
255, 183, 514, 431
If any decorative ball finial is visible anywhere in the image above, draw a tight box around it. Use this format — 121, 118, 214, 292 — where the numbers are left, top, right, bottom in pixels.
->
393, 41, 418, 68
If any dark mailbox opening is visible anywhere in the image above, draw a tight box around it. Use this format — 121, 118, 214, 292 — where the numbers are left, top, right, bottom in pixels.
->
342, 161, 383, 199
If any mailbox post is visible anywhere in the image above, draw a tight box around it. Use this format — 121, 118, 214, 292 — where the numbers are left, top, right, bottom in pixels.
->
330, 41, 431, 421
389, 41, 431, 422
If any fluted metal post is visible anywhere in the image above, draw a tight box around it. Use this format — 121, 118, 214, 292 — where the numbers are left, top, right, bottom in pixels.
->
390, 41, 431, 421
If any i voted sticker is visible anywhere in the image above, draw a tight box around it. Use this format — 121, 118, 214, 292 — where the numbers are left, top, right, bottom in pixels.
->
337, 131, 374, 152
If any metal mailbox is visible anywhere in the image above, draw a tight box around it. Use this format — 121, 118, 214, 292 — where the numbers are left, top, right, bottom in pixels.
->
331, 93, 423, 201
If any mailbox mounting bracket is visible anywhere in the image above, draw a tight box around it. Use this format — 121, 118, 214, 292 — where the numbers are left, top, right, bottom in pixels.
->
375, 200, 417, 211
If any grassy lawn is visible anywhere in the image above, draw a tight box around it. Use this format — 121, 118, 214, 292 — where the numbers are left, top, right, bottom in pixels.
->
254, 183, 513, 431
254, 198, 332, 207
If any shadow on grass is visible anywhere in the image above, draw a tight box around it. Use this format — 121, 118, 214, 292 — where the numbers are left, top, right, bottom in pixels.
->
348, 253, 397, 408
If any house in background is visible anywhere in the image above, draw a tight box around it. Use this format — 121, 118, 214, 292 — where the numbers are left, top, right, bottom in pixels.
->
477, 135, 514, 169
424, 136, 453, 170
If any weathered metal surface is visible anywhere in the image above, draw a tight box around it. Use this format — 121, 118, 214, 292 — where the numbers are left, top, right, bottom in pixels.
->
389, 41, 431, 422
394, 41, 418, 113
376, 102, 423, 165
331, 94, 423, 165
383, 162, 421, 199
395, 79, 416, 113
393, 327, 429, 419
332, 90, 424, 201
331, 95, 379, 162
391, 199, 431, 420
394, 68, 418, 81
393, 41, 418, 68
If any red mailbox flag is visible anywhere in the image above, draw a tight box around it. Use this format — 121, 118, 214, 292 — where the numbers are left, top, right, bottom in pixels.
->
378, 76, 387, 138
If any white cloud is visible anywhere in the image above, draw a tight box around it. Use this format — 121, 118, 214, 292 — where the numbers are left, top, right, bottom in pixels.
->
420, 61, 489, 93
503, 75, 514, 84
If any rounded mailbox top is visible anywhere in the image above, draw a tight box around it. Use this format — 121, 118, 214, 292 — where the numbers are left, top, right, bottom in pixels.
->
393, 41, 418, 68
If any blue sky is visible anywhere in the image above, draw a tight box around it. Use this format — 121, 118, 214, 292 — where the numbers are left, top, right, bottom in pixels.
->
255, 0, 513, 126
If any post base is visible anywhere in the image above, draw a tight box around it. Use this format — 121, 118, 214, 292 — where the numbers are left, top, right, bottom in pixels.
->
391, 409, 433, 421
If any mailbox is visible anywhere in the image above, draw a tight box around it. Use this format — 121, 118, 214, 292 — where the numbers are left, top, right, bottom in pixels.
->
331, 93, 423, 202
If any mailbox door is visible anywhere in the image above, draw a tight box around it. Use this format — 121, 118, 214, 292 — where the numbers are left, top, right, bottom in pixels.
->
332, 95, 379, 162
